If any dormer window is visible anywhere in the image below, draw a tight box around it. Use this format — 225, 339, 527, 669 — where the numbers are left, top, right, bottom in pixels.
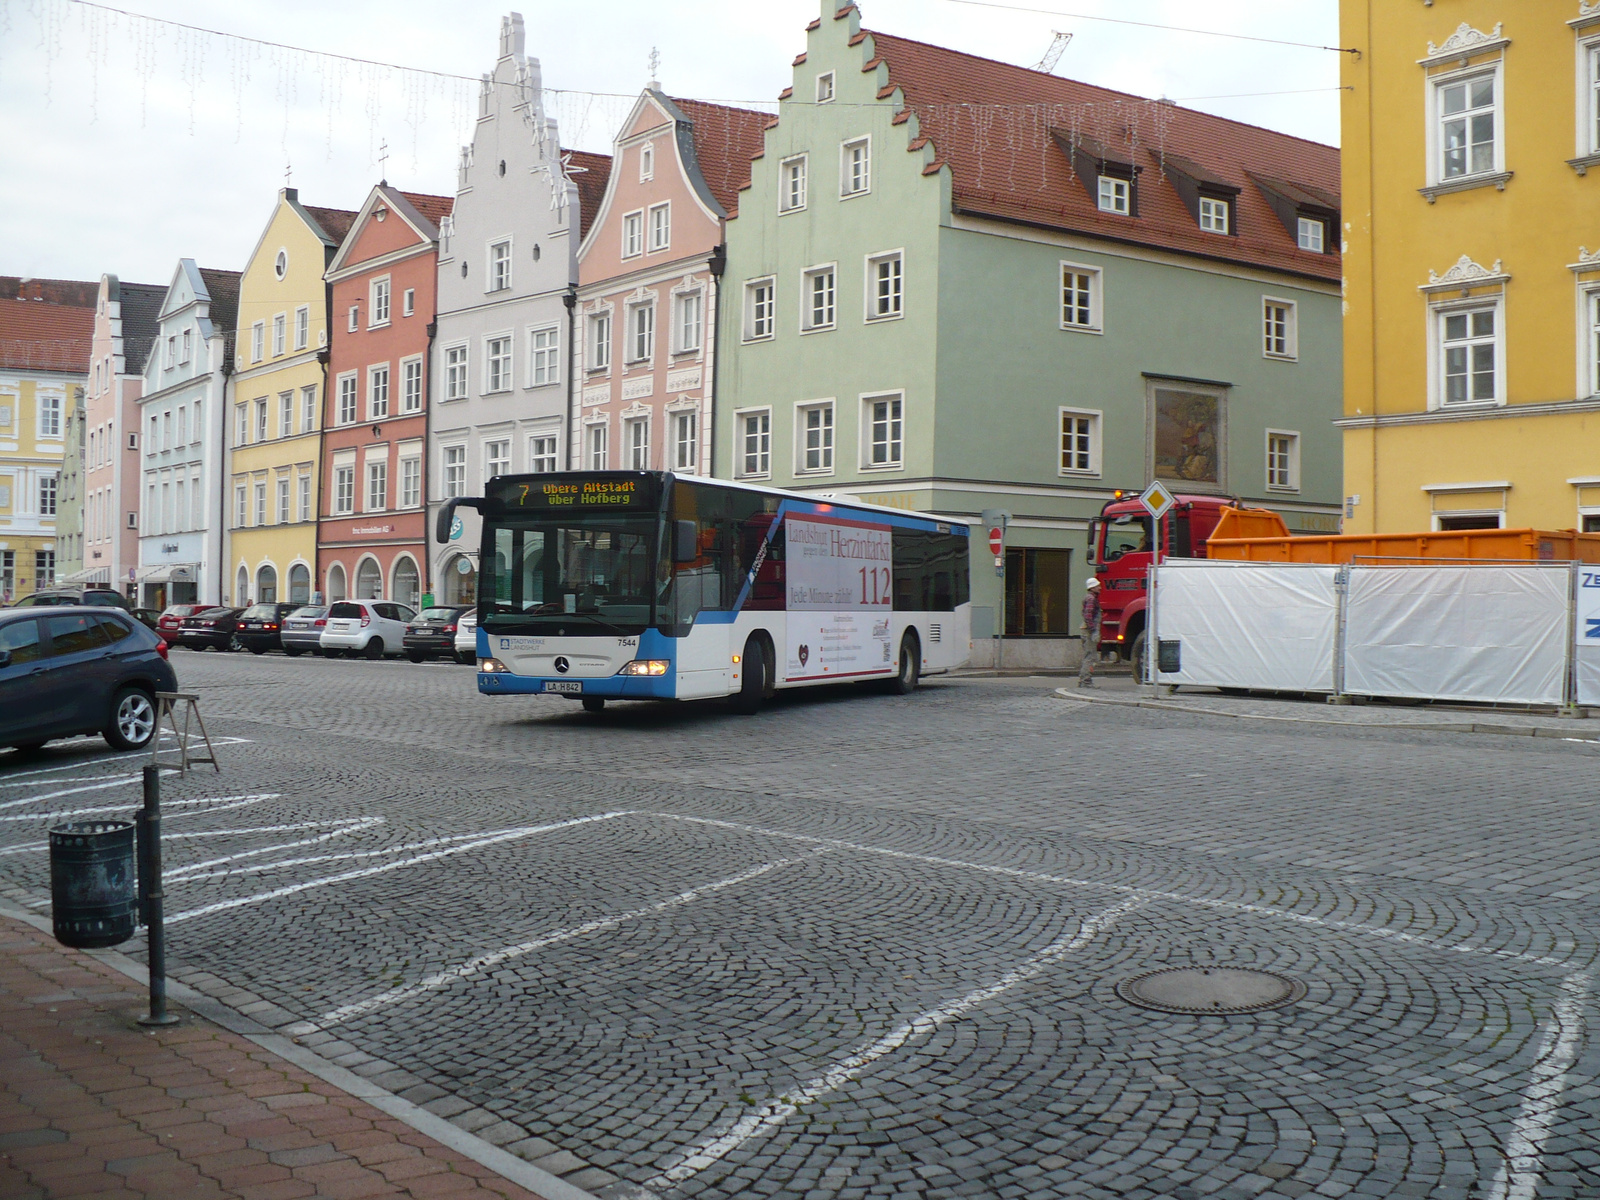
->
1097, 176, 1130, 215
1198, 196, 1230, 234
1297, 216, 1325, 253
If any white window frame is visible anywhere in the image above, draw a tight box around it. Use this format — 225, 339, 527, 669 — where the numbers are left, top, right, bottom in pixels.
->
400, 356, 423, 413
272, 312, 286, 355
621, 211, 644, 259
626, 302, 655, 364
816, 71, 835, 104
369, 277, 391, 327
1059, 262, 1103, 333
639, 141, 654, 182
402, 288, 415, 318
277, 474, 291, 523
232, 404, 246, 446
367, 364, 390, 420
841, 136, 870, 197
294, 305, 309, 350
1262, 297, 1299, 361
1058, 407, 1102, 477
528, 434, 559, 474
37, 393, 62, 439
648, 202, 671, 253
528, 326, 560, 387
673, 291, 703, 354
1265, 429, 1301, 493
779, 154, 808, 213
164, 335, 175, 369
587, 421, 609, 470
254, 479, 267, 526
488, 241, 512, 292
736, 408, 772, 479
588, 313, 612, 372
1583, 35, 1600, 158
795, 401, 835, 475
298, 472, 312, 522
399, 455, 421, 509
234, 484, 247, 527
1097, 175, 1131, 215
865, 250, 904, 323
336, 372, 358, 426
1297, 216, 1326, 253
1585, 285, 1600, 399
180, 328, 192, 363
254, 397, 268, 444
1426, 64, 1504, 187
251, 322, 265, 363
484, 334, 513, 393
861, 392, 905, 471
1198, 196, 1229, 234
744, 278, 776, 342
333, 465, 355, 515
1431, 296, 1505, 408
443, 344, 469, 401
484, 438, 511, 484
801, 264, 837, 333
278, 391, 293, 438
442, 445, 466, 499
347, 305, 359, 333
365, 460, 387, 512
672, 410, 698, 471
626, 416, 650, 470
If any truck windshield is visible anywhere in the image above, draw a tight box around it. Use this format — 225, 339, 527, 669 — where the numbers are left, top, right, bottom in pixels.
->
480, 512, 660, 636
1101, 514, 1153, 561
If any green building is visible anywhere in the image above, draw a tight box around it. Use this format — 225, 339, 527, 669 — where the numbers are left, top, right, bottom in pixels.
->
714, 2, 1343, 666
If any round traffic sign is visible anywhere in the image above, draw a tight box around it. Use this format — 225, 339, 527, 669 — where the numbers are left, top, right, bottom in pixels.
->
988, 527, 1003, 556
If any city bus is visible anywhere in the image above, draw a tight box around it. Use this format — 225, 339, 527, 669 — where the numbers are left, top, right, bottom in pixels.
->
435, 471, 971, 713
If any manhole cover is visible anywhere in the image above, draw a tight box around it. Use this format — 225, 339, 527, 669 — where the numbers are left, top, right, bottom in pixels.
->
1116, 967, 1306, 1014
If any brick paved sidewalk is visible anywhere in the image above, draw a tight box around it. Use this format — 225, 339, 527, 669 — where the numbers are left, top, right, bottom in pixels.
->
0, 916, 551, 1200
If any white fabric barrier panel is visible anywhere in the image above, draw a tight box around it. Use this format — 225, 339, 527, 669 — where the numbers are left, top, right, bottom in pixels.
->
1574, 566, 1600, 705
1154, 562, 1339, 692
1343, 566, 1569, 705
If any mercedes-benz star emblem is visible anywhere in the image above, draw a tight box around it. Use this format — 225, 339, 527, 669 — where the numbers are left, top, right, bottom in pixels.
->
554, 656, 570, 674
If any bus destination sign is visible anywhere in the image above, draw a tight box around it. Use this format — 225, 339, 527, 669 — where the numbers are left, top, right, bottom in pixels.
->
500, 478, 650, 510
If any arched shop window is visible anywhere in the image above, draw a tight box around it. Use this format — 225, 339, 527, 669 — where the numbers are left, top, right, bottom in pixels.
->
288, 563, 310, 604
256, 564, 277, 604
393, 556, 420, 609
327, 563, 347, 602
356, 557, 383, 599
442, 554, 476, 604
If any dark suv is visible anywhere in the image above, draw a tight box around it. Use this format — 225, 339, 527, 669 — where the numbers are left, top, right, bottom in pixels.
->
0, 606, 177, 753
236, 602, 302, 654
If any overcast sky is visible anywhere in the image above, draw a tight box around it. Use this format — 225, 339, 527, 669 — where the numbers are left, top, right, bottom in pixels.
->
0, 0, 1341, 287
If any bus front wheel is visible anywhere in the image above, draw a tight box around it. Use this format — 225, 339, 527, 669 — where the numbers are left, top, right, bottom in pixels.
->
731, 639, 765, 715
582, 697, 606, 714
889, 633, 920, 695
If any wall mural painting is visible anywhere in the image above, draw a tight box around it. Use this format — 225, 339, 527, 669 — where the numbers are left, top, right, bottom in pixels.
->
1152, 388, 1222, 486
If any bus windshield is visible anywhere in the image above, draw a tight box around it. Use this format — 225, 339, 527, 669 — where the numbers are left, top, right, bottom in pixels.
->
480, 511, 660, 636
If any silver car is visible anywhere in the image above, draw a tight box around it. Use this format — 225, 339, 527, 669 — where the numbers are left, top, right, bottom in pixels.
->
280, 605, 329, 657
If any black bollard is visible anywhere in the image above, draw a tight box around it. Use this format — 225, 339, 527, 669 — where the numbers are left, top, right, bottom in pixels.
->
136, 765, 180, 1027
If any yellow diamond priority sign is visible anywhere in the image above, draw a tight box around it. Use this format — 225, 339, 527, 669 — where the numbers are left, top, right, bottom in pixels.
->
1138, 481, 1175, 519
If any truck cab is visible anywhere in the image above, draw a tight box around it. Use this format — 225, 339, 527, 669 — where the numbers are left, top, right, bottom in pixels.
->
1087, 493, 1278, 671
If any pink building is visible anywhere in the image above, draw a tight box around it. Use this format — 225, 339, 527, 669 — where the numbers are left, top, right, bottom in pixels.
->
83, 275, 165, 594
572, 90, 768, 473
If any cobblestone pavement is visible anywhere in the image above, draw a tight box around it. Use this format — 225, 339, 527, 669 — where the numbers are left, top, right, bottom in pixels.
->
1, 650, 1597, 1200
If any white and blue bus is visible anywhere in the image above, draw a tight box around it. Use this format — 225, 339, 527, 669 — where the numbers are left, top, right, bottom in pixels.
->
436, 471, 971, 713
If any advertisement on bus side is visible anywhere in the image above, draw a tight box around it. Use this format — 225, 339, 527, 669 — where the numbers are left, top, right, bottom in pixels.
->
784, 512, 894, 681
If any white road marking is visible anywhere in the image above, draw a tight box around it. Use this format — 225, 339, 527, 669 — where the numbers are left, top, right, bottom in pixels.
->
1484, 973, 1591, 1200
0, 775, 146, 810
0, 736, 251, 784
166, 811, 630, 925
648, 813, 1572, 971
0, 793, 280, 823
0, 818, 370, 857
166, 817, 385, 880
172, 827, 554, 881
307, 849, 831, 1032
648, 897, 1146, 1190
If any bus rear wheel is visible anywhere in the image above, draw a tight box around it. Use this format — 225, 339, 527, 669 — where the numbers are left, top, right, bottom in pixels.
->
889, 633, 920, 695
730, 638, 765, 715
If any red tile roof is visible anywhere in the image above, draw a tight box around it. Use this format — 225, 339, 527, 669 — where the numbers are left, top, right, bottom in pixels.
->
0, 298, 95, 374
0, 277, 99, 308
304, 205, 359, 246
399, 191, 454, 230
861, 29, 1340, 281
670, 98, 772, 216
564, 150, 613, 240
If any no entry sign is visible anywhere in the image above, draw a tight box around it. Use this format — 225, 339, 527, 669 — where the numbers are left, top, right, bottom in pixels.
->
988, 527, 1003, 556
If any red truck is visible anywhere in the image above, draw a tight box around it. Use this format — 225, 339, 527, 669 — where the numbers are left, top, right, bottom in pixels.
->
1086, 492, 1288, 675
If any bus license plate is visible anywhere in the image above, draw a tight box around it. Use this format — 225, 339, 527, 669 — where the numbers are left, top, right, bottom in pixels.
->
543, 681, 582, 694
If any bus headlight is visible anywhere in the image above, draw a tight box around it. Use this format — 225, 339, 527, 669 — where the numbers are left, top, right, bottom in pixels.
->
479, 657, 510, 673
619, 659, 669, 676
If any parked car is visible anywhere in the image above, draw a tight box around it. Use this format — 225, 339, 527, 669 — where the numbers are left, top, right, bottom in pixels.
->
280, 605, 329, 656
319, 600, 415, 660
130, 608, 162, 631
454, 606, 478, 665
236, 602, 302, 654
10, 587, 132, 610
176, 607, 243, 652
0, 605, 177, 753
403, 605, 473, 663
156, 604, 207, 645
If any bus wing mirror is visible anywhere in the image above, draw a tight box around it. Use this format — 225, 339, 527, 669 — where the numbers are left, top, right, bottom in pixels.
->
673, 520, 698, 564
435, 497, 483, 545
1086, 519, 1099, 564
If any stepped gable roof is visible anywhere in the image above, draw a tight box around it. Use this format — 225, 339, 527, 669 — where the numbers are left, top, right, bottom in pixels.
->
116, 281, 168, 374
564, 150, 612, 240
0, 297, 95, 374
669, 98, 772, 215
303, 205, 359, 246
861, 29, 1340, 281
0, 276, 99, 308
398, 191, 454, 231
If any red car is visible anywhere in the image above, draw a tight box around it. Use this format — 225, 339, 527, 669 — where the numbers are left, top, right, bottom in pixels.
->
156, 604, 206, 646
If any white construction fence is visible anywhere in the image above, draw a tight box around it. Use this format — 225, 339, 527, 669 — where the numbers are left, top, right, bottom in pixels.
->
1152, 560, 1600, 707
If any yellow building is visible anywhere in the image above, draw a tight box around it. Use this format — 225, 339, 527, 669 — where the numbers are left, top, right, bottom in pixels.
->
1340, 2, 1600, 533
228, 190, 355, 606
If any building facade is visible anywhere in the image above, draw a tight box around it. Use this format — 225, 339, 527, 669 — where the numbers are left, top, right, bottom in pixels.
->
0, 280, 94, 600
228, 190, 355, 608
428, 12, 609, 605
135, 261, 238, 610
573, 89, 766, 476
1340, 2, 1600, 533
56, 387, 85, 581
714, 3, 1344, 662
80, 275, 164, 594
319, 185, 451, 609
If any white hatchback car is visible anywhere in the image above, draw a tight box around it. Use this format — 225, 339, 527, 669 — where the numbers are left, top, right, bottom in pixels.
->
319, 600, 416, 660
453, 606, 478, 665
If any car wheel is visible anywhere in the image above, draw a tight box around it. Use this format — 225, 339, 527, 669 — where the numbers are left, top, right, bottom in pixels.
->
284, 647, 302, 657
581, 696, 606, 713
364, 638, 384, 660
888, 633, 921, 695
104, 686, 156, 751
1130, 631, 1148, 683
729, 637, 765, 715
406, 651, 427, 663
250, 646, 267, 655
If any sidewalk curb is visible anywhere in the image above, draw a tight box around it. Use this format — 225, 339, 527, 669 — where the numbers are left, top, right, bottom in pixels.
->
0, 897, 601, 1200
1052, 688, 1600, 741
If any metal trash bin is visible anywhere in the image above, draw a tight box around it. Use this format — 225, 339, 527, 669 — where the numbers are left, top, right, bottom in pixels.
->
49, 820, 136, 949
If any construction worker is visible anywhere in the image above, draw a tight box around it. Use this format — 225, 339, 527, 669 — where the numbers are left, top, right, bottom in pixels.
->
1079, 577, 1102, 688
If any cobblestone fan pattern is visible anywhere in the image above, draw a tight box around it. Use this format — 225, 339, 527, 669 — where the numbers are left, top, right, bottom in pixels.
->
0, 916, 544, 1199
1, 652, 1597, 1200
